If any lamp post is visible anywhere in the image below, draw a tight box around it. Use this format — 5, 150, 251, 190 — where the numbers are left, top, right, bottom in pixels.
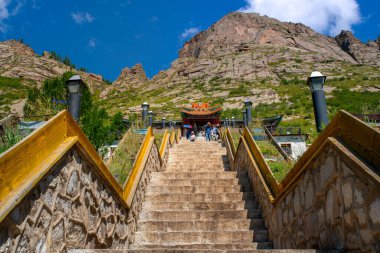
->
242, 109, 247, 127
148, 111, 153, 127
141, 102, 149, 127
67, 75, 82, 122
162, 117, 166, 129
232, 116, 235, 128
244, 99, 253, 126
307, 71, 329, 133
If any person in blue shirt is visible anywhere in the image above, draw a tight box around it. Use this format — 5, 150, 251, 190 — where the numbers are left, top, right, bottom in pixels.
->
205, 122, 212, 141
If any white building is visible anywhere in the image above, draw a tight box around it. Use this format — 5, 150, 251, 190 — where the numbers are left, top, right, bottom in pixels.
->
272, 135, 307, 160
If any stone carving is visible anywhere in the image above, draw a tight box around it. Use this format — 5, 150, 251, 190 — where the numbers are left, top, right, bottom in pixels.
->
233, 140, 380, 252
0, 148, 130, 252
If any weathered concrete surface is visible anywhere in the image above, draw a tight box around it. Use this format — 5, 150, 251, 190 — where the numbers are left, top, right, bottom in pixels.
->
234, 139, 380, 252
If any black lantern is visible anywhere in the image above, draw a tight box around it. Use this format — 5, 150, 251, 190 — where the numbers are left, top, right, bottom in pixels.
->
307, 71, 329, 132
66, 75, 82, 122
148, 110, 153, 127
242, 109, 247, 127
244, 99, 253, 126
162, 117, 166, 129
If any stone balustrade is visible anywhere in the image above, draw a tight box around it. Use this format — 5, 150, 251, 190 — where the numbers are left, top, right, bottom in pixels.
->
0, 110, 177, 252
225, 110, 380, 252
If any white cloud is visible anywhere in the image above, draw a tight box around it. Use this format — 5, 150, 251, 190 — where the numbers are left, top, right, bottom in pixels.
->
88, 38, 97, 48
0, 0, 26, 33
240, 0, 361, 35
180, 27, 200, 40
0, 0, 11, 21
71, 11, 94, 24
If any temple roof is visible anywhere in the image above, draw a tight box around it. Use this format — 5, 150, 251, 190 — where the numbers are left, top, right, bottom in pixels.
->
181, 103, 222, 116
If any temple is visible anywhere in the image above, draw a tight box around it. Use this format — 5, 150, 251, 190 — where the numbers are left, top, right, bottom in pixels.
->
181, 102, 222, 126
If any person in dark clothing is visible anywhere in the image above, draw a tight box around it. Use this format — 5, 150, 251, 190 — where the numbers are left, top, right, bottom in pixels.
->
186, 128, 191, 139
193, 123, 197, 135
205, 122, 212, 141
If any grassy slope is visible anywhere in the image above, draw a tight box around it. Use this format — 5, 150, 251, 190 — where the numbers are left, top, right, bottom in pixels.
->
0, 76, 32, 115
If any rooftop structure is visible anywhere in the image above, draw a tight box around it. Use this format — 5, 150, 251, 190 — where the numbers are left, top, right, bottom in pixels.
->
180, 102, 222, 126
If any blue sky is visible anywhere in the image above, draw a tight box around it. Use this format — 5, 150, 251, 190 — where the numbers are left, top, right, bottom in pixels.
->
0, 0, 379, 81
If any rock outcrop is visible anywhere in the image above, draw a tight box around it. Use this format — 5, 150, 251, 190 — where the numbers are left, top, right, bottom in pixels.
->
113, 63, 148, 90
0, 40, 107, 93
335, 30, 380, 66
149, 12, 363, 87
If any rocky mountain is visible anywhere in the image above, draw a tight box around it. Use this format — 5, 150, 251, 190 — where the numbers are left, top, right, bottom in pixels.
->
0, 40, 109, 115
102, 12, 379, 119
114, 64, 148, 89
0, 40, 107, 92
335, 30, 380, 66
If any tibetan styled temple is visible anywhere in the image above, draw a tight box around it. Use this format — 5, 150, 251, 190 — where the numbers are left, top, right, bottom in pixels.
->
181, 103, 222, 126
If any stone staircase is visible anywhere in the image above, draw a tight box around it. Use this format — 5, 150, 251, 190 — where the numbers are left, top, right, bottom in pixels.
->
128, 139, 277, 252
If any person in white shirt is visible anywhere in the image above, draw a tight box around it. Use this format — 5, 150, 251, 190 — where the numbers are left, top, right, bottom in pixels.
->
190, 131, 196, 141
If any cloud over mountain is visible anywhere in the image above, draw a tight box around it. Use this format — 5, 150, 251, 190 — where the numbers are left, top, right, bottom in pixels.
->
240, 0, 361, 35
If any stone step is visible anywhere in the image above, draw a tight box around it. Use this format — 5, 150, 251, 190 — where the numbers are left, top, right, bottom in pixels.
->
70, 249, 320, 253
166, 161, 229, 167
142, 200, 258, 211
139, 209, 262, 221
165, 167, 230, 173
133, 230, 269, 244
145, 192, 254, 202
137, 219, 265, 232
169, 151, 226, 154
149, 178, 250, 187
168, 156, 228, 161
170, 149, 225, 152
76, 249, 318, 253
129, 242, 274, 250
150, 171, 247, 179
147, 184, 251, 194
165, 166, 230, 171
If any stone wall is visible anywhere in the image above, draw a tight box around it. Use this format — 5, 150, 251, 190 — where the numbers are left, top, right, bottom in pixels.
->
0, 147, 130, 252
0, 140, 165, 253
234, 139, 380, 252
160, 137, 170, 170
126, 142, 162, 246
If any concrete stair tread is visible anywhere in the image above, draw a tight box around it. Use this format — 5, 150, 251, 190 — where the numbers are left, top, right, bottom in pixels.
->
150, 171, 247, 179
76, 250, 317, 253
139, 209, 262, 220
149, 178, 249, 186
137, 219, 265, 231
130, 243, 273, 250
133, 230, 269, 244
145, 192, 254, 202
147, 185, 249, 194
142, 200, 258, 211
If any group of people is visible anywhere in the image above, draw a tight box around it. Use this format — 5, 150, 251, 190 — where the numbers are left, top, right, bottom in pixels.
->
186, 122, 220, 142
